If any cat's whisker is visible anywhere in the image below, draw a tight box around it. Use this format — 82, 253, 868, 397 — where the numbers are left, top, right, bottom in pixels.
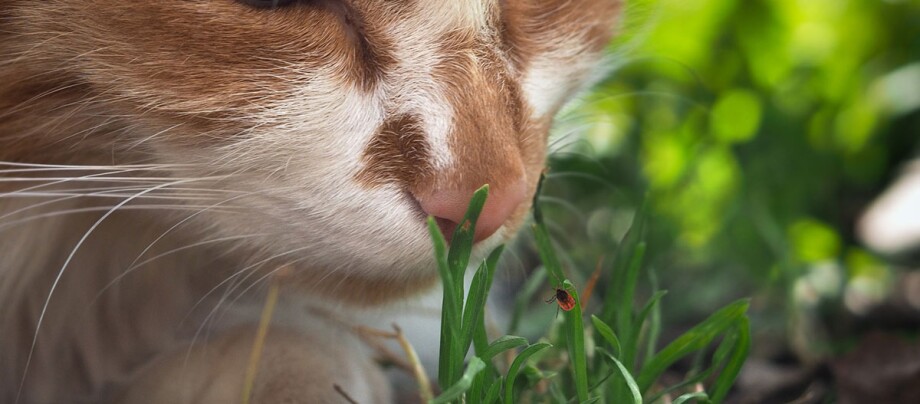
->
120, 190, 270, 279
181, 251, 316, 370
0, 163, 187, 171
537, 196, 588, 224
0, 190, 213, 223
92, 233, 269, 304
125, 123, 187, 151
180, 246, 315, 330
0, 204, 245, 233
16, 177, 209, 401
543, 171, 622, 192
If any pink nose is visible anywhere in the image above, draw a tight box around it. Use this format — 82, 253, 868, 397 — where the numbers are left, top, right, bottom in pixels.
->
415, 180, 529, 244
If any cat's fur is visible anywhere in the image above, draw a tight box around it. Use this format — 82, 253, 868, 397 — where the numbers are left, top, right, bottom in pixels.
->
0, 1, 621, 402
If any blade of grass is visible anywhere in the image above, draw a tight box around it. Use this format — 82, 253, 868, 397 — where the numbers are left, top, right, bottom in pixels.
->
614, 241, 646, 340
644, 269, 664, 366
470, 334, 528, 401
562, 280, 590, 402
532, 221, 566, 285
241, 272, 282, 404
643, 329, 741, 404
461, 246, 504, 356
591, 315, 622, 358
709, 317, 751, 403
673, 392, 710, 404
430, 217, 462, 388
600, 199, 648, 327
446, 185, 489, 277
483, 381, 502, 404
504, 343, 552, 404
637, 299, 750, 392
480, 335, 529, 360
430, 357, 486, 404
599, 349, 642, 404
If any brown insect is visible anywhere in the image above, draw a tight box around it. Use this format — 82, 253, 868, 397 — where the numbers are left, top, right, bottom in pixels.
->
546, 288, 576, 311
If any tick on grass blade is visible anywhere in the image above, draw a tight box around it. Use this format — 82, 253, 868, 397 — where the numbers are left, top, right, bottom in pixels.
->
546, 288, 575, 311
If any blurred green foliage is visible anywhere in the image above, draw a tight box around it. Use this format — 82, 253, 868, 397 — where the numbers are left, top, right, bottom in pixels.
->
542, 0, 920, 357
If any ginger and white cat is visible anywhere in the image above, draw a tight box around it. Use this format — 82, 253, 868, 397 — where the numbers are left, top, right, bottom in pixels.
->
0, 1, 621, 402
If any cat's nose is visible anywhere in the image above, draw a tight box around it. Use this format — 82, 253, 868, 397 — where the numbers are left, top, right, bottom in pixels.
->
415, 180, 529, 244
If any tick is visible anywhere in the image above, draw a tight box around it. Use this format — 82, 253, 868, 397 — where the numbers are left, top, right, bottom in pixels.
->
546, 288, 576, 311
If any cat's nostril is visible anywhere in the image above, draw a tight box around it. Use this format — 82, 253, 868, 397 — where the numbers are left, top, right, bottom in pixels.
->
415, 180, 529, 244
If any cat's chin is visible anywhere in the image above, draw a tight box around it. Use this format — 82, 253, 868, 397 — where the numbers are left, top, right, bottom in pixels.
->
264, 226, 512, 307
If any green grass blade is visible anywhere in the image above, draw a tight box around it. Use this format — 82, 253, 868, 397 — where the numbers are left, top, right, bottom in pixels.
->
709, 317, 751, 403
460, 262, 489, 355
470, 332, 524, 401
430, 357, 486, 404
617, 242, 647, 345
483, 380, 502, 404
430, 217, 462, 388
446, 185, 489, 277
644, 270, 663, 366
532, 221, 566, 285
637, 299, 750, 392
643, 330, 741, 404
480, 335, 529, 360
462, 246, 504, 356
600, 350, 642, 404
549, 383, 568, 404
531, 173, 547, 224
636, 289, 667, 367
591, 315, 622, 358
672, 392, 710, 404
600, 199, 648, 326
635, 290, 667, 337
504, 343, 552, 404
561, 280, 590, 402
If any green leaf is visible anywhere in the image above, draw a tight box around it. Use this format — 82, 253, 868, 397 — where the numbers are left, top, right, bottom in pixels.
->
673, 392, 710, 404
504, 343, 552, 404
591, 315, 622, 358
533, 220, 566, 286
430, 357, 486, 404
446, 185, 489, 277
638, 299, 750, 392
562, 281, 590, 402
709, 317, 751, 403
470, 333, 525, 401
618, 242, 647, 344
483, 381, 501, 404
430, 217, 462, 388
480, 335, 529, 361
601, 199, 648, 326
644, 270, 664, 365
600, 349, 642, 404
635, 290, 667, 351
460, 246, 503, 356
644, 330, 739, 404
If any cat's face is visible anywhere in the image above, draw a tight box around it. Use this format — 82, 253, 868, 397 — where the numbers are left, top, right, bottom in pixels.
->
8, 0, 620, 304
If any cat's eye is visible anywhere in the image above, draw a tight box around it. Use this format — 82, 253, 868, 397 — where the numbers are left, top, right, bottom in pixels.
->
239, 0, 297, 9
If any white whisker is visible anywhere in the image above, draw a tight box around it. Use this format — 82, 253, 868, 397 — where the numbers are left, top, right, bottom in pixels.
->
93, 233, 268, 303
15, 178, 206, 403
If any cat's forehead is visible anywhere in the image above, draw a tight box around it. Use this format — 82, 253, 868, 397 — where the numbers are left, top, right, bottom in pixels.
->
12, 0, 619, 154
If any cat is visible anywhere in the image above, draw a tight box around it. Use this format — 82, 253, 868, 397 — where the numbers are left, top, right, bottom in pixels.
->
0, 1, 621, 402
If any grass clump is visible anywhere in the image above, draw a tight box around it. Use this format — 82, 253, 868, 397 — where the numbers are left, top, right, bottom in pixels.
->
428, 179, 751, 403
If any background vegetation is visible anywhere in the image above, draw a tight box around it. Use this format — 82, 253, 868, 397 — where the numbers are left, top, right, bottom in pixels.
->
519, 0, 920, 401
